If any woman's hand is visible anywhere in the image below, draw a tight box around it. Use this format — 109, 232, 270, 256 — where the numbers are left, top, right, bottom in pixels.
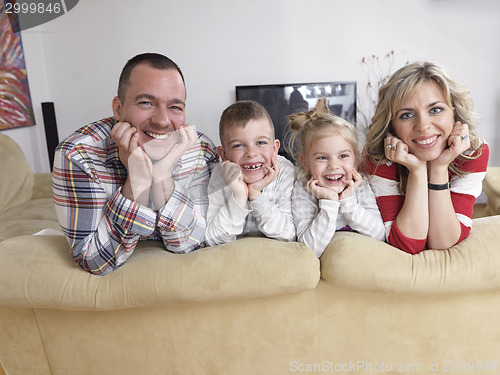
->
384, 133, 426, 172
431, 121, 470, 169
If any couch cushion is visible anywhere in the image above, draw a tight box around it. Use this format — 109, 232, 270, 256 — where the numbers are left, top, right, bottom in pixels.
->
0, 236, 320, 310
483, 166, 500, 216
0, 198, 60, 241
0, 133, 34, 213
321, 215, 500, 293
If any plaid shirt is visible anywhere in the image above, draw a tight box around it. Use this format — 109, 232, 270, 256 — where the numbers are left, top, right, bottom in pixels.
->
53, 117, 218, 275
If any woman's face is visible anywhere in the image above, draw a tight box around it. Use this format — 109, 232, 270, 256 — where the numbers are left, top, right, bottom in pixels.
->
391, 80, 455, 161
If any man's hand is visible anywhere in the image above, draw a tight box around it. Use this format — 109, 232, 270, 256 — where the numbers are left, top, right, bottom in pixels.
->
111, 121, 140, 169
152, 125, 198, 179
247, 156, 280, 201
220, 161, 248, 207
151, 125, 198, 210
111, 121, 152, 204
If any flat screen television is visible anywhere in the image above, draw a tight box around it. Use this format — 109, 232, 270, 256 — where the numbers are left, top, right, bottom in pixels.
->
235, 81, 356, 160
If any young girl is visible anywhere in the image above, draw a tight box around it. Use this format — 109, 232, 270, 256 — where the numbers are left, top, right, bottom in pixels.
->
289, 98, 385, 258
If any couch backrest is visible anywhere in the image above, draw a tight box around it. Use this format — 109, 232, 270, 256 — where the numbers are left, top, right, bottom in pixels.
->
0, 133, 34, 213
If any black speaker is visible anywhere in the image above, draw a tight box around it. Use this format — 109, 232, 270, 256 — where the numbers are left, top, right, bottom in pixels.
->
41, 102, 60, 171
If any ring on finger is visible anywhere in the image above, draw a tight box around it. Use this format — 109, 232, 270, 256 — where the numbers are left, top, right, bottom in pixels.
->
386, 144, 395, 151
461, 134, 468, 140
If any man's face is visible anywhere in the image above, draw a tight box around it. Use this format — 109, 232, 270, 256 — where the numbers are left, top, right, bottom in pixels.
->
112, 63, 187, 161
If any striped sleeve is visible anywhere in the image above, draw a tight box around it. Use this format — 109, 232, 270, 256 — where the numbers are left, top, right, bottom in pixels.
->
450, 143, 489, 242
292, 178, 340, 258
366, 161, 427, 253
365, 142, 489, 254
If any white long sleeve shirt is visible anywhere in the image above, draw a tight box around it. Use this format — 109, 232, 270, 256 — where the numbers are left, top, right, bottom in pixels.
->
206, 155, 296, 246
292, 176, 385, 258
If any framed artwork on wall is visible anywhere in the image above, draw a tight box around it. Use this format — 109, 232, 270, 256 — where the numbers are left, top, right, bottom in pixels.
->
0, 1, 35, 130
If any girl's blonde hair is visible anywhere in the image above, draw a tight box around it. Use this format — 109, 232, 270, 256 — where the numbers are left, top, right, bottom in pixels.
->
364, 61, 483, 191
287, 97, 360, 177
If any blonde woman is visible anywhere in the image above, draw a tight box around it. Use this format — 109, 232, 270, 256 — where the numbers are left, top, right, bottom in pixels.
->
289, 98, 385, 258
363, 61, 489, 254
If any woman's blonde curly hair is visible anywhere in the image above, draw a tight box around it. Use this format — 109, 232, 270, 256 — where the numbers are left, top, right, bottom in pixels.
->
363, 61, 483, 192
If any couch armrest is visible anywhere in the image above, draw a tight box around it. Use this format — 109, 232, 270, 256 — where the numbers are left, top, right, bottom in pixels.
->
483, 166, 500, 216
321, 215, 500, 294
0, 236, 319, 310
31, 173, 53, 200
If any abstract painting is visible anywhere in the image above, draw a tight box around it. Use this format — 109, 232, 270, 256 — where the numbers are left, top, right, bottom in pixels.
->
0, 1, 35, 130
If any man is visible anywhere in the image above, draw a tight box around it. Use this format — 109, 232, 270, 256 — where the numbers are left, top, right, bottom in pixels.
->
53, 53, 218, 275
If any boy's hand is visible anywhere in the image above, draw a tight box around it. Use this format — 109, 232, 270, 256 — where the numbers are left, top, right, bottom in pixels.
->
220, 161, 248, 207
305, 177, 339, 201
339, 168, 362, 200
247, 156, 280, 201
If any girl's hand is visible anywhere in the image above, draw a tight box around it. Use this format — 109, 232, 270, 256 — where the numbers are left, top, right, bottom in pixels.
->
384, 133, 426, 172
432, 121, 470, 169
305, 177, 339, 201
339, 168, 362, 200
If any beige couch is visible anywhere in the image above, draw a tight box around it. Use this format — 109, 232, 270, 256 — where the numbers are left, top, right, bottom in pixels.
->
1, 132, 500, 375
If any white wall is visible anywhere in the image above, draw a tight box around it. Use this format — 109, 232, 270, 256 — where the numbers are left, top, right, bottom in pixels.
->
7, 0, 500, 172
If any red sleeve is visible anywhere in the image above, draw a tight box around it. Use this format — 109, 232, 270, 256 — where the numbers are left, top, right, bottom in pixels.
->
455, 222, 471, 245
387, 219, 427, 255
450, 143, 489, 245
363, 158, 404, 224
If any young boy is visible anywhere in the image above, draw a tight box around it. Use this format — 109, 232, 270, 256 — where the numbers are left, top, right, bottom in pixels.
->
206, 100, 296, 246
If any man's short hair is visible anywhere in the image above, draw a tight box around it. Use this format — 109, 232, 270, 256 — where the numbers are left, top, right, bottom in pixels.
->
117, 53, 185, 101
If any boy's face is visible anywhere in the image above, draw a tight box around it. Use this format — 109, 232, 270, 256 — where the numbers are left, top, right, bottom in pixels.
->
218, 118, 280, 184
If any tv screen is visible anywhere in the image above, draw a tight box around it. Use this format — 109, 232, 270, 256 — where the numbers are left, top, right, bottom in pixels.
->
235, 81, 356, 160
